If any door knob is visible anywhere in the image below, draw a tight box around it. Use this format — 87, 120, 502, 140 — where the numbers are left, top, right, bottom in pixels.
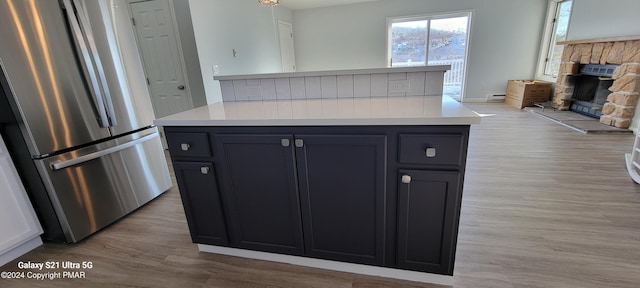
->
401, 175, 412, 184
177, 85, 185, 90
200, 167, 210, 175
180, 143, 190, 151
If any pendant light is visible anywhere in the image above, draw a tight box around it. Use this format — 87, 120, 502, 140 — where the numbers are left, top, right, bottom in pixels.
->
258, 0, 280, 7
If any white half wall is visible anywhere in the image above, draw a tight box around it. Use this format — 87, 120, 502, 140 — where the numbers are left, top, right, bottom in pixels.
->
292, 0, 547, 102
567, 0, 640, 41
189, 1, 292, 104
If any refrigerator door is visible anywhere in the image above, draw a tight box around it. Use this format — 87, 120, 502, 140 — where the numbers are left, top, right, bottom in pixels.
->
34, 128, 171, 243
0, 0, 111, 156
75, 0, 157, 135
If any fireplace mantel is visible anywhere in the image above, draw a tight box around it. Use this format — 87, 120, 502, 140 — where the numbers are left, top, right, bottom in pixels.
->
558, 35, 640, 45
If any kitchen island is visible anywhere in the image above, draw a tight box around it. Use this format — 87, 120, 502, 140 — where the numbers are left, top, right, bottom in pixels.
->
154, 96, 480, 285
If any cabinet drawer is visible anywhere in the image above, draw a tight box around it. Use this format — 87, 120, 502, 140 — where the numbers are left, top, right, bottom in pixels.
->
398, 134, 463, 166
166, 132, 212, 158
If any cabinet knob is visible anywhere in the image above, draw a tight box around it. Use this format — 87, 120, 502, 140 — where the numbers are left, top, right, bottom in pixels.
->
425, 147, 436, 158
281, 139, 290, 147
295, 139, 304, 147
181, 143, 191, 151
401, 175, 411, 184
200, 166, 210, 174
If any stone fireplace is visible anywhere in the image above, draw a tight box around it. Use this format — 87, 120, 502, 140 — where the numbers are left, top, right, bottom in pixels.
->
569, 64, 616, 118
553, 38, 640, 128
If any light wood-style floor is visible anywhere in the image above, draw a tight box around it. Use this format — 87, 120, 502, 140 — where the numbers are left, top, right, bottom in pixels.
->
2, 103, 640, 287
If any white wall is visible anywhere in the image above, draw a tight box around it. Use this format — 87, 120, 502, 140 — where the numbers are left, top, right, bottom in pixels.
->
292, 0, 547, 102
567, 0, 640, 40
172, 0, 207, 108
189, 1, 292, 103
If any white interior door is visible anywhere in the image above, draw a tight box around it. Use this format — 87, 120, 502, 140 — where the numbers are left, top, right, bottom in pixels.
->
278, 20, 296, 72
130, 0, 191, 118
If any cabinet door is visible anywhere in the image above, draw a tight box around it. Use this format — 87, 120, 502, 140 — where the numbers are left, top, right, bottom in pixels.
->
296, 135, 387, 265
396, 170, 462, 275
173, 162, 228, 246
217, 134, 304, 255
0, 153, 43, 260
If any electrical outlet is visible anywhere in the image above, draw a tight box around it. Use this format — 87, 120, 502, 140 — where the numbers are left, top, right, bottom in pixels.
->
389, 80, 410, 93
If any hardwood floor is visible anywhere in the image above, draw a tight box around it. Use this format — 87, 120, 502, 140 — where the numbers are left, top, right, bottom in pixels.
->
2, 103, 640, 287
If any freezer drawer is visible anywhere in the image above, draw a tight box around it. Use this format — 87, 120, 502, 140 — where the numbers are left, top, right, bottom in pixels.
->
34, 130, 171, 243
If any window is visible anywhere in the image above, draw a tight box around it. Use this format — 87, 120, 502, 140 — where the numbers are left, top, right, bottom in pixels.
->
538, 0, 572, 78
387, 12, 471, 101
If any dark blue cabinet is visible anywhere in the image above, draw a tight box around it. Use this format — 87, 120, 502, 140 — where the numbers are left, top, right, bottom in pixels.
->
216, 134, 304, 255
396, 170, 462, 275
164, 125, 470, 276
173, 161, 228, 246
215, 134, 387, 262
296, 135, 387, 265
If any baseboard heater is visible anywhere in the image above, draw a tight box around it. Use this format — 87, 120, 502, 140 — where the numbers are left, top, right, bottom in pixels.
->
486, 94, 506, 102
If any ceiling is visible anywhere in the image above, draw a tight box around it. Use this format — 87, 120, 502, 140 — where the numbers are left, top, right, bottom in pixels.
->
278, 0, 380, 10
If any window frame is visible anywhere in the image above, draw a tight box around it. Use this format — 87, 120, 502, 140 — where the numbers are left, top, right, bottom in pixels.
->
385, 11, 472, 67
385, 11, 472, 102
536, 0, 573, 82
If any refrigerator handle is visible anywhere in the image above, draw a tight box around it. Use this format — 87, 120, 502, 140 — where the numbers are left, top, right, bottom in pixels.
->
50, 133, 158, 171
73, 0, 118, 126
61, 0, 109, 128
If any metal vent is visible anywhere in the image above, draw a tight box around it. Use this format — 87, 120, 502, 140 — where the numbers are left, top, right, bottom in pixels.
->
580, 64, 618, 77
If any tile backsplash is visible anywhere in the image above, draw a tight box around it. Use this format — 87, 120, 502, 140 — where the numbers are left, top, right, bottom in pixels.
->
219, 71, 445, 102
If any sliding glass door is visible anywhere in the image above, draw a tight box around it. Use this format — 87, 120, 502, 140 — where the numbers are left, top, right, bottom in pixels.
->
388, 12, 471, 101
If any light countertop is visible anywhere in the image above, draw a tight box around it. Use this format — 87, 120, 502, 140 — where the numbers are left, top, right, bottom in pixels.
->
213, 65, 450, 81
153, 96, 481, 127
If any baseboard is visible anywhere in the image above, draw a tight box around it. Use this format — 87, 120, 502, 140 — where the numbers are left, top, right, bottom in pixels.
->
198, 244, 454, 286
461, 98, 487, 103
0, 236, 43, 267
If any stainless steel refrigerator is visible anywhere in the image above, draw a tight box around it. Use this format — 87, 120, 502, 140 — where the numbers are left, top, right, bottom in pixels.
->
0, 0, 172, 243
